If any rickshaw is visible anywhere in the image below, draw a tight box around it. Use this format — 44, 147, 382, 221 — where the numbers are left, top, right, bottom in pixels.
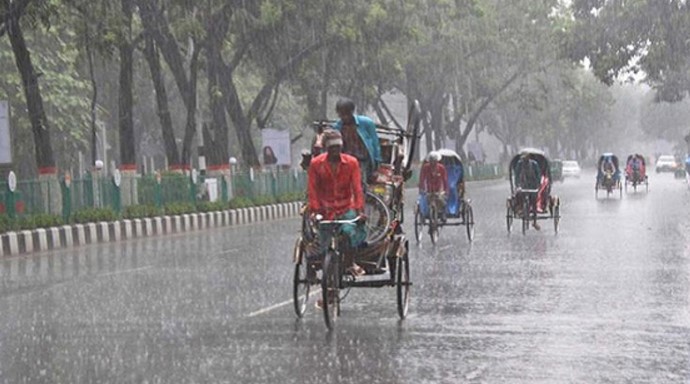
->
293, 101, 421, 329
413, 149, 475, 244
506, 148, 561, 235
624, 154, 648, 193
596, 153, 622, 199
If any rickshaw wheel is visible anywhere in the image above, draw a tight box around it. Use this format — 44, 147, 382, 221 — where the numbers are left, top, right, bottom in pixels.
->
396, 241, 410, 319
464, 203, 475, 241
506, 199, 513, 233
521, 198, 530, 235
414, 205, 423, 244
429, 204, 439, 245
553, 205, 560, 234
321, 251, 340, 330
293, 237, 311, 318
364, 192, 391, 245
619, 182, 623, 198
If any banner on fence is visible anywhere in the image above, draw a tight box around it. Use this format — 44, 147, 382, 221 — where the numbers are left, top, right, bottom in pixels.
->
0, 101, 11, 164
261, 128, 291, 166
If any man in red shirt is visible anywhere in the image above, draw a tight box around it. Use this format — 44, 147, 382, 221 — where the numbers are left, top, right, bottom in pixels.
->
308, 129, 367, 278
419, 152, 449, 221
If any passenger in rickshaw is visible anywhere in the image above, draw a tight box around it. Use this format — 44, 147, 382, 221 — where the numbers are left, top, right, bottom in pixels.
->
513, 154, 542, 230
307, 129, 368, 279
600, 157, 619, 181
439, 152, 465, 217
626, 154, 644, 181
332, 98, 382, 185
419, 151, 449, 222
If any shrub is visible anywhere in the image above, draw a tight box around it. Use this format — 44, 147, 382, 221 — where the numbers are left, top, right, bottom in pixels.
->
71, 207, 117, 224
276, 192, 304, 203
196, 201, 226, 213
228, 196, 252, 209
163, 202, 197, 216
123, 204, 160, 219
251, 195, 276, 206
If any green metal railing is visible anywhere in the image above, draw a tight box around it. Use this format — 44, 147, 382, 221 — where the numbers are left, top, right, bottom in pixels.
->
0, 164, 504, 222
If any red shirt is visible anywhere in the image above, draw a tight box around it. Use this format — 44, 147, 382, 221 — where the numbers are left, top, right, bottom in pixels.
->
419, 162, 449, 193
308, 153, 364, 219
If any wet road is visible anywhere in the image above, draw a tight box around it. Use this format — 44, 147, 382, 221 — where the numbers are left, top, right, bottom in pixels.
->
1, 171, 690, 383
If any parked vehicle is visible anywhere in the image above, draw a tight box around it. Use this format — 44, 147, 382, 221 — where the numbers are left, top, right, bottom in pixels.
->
561, 160, 581, 179
655, 155, 677, 173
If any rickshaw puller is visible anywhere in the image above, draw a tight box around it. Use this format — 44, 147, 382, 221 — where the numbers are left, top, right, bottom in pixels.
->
307, 129, 368, 280
419, 151, 449, 222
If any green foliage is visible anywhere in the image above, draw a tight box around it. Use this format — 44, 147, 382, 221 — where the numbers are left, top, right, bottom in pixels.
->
163, 202, 197, 216
251, 195, 276, 206
71, 207, 117, 224
196, 201, 227, 213
0, 213, 64, 233
228, 197, 253, 209
123, 204, 161, 219
276, 192, 303, 203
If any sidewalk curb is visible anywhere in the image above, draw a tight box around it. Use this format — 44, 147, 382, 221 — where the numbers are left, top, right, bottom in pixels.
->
0, 201, 302, 257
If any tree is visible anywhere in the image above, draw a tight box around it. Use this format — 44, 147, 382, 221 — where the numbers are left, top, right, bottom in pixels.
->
566, 0, 690, 102
0, 0, 55, 171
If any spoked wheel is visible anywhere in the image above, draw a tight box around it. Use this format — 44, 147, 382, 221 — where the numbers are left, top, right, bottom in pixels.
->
521, 198, 530, 235
464, 203, 475, 241
506, 199, 513, 233
414, 205, 423, 244
293, 237, 311, 318
321, 251, 341, 330
429, 204, 439, 245
619, 182, 623, 198
553, 205, 560, 234
396, 241, 410, 319
364, 192, 392, 244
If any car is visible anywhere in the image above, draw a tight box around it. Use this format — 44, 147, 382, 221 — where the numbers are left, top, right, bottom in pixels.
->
561, 160, 581, 178
655, 155, 677, 173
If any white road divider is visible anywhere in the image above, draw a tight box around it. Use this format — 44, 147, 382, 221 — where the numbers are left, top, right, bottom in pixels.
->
0, 201, 304, 257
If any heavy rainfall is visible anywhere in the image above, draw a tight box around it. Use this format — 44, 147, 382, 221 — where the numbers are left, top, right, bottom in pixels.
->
0, 0, 689, 383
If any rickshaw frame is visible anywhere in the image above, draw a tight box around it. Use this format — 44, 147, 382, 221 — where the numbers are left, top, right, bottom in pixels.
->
506, 148, 561, 235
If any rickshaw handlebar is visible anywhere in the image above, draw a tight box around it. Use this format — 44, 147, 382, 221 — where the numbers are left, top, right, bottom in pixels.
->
515, 188, 539, 194
315, 215, 363, 226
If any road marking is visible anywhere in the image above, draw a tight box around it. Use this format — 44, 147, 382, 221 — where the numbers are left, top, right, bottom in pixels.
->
99, 265, 154, 278
246, 289, 321, 318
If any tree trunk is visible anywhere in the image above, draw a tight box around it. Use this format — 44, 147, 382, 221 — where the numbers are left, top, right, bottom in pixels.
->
118, 0, 136, 167
180, 45, 199, 166
5, 5, 54, 169
137, 0, 198, 167
143, 35, 180, 166
205, 18, 229, 167
86, 40, 98, 166
456, 71, 522, 152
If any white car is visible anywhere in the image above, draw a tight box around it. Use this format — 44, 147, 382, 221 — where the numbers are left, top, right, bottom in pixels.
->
655, 155, 677, 173
561, 160, 581, 178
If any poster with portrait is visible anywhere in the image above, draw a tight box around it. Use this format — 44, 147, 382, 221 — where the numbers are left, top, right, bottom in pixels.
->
261, 128, 291, 166
0, 101, 11, 164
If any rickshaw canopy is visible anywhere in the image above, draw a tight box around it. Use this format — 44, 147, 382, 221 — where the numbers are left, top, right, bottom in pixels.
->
508, 148, 552, 194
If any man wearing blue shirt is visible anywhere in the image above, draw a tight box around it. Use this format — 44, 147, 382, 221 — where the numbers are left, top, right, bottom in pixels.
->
332, 99, 381, 184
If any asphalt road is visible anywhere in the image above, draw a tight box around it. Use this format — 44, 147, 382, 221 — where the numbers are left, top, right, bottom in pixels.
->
1, 171, 689, 383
